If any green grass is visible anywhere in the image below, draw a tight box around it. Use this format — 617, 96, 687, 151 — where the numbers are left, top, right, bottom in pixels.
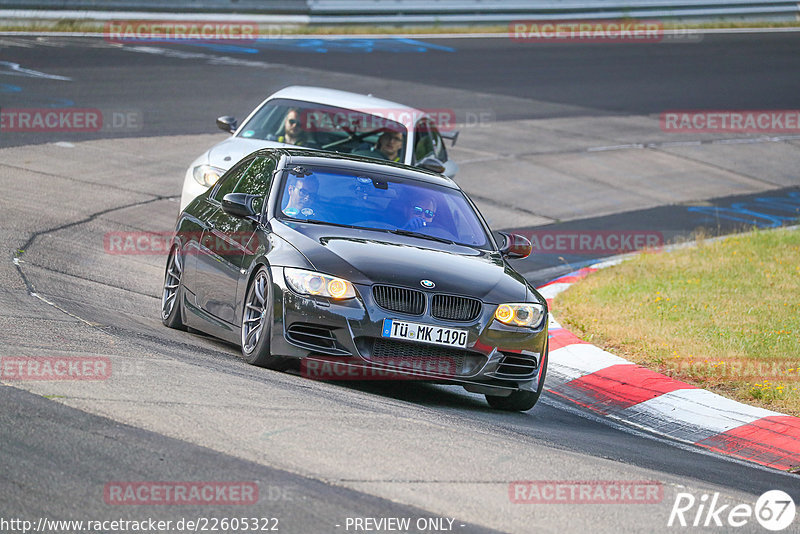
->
553, 227, 800, 416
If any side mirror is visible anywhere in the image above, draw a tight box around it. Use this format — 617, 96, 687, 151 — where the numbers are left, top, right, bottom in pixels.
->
498, 232, 532, 259
440, 130, 459, 146
417, 155, 446, 174
221, 193, 257, 219
216, 116, 238, 134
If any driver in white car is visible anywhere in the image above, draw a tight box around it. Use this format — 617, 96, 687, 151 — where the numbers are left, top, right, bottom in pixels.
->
277, 108, 315, 147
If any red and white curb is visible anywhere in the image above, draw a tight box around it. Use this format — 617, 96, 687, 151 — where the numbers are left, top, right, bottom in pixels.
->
537, 262, 800, 472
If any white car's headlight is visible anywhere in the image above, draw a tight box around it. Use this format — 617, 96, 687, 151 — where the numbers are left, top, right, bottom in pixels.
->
284, 268, 356, 299
494, 303, 545, 328
193, 165, 225, 187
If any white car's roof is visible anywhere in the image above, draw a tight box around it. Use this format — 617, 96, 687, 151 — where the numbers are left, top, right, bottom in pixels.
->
266, 86, 426, 128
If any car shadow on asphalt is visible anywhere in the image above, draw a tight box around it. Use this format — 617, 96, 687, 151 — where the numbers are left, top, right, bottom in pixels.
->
284, 367, 518, 413
181, 331, 539, 416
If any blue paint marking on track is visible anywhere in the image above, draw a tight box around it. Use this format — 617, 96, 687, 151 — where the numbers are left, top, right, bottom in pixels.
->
0, 83, 22, 93
393, 38, 457, 52
688, 191, 800, 228
115, 37, 454, 54
46, 98, 75, 108
253, 38, 455, 54
169, 41, 260, 54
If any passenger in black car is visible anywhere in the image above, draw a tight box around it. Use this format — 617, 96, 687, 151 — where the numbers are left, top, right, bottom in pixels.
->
402, 194, 437, 231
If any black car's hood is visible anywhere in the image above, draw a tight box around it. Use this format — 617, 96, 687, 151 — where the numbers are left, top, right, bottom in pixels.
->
272, 221, 531, 303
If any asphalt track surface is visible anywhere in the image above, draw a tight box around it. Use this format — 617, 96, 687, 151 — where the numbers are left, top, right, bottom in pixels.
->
2, 32, 800, 144
1, 33, 799, 533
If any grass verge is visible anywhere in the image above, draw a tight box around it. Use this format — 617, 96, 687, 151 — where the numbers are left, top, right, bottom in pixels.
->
553, 227, 800, 416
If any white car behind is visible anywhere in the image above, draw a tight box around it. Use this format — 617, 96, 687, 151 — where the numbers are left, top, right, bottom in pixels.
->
180, 86, 459, 210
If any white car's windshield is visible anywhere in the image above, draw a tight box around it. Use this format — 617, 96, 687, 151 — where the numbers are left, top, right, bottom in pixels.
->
238, 98, 409, 162
276, 165, 489, 248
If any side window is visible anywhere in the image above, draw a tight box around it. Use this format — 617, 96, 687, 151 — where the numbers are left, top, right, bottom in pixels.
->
210, 158, 254, 203
413, 120, 448, 163
430, 124, 448, 162
210, 156, 276, 214
233, 157, 276, 214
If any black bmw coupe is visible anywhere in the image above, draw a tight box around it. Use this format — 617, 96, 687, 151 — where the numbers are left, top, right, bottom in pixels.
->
162, 148, 548, 411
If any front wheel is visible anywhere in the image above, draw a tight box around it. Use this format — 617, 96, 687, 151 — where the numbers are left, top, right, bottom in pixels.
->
241, 267, 285, 369
486, 346, 548, 412
161, 245, 186, 330
485, 389, 541, 412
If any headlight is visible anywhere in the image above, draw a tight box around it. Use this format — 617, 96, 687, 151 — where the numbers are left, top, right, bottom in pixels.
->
494, 303, 545, 328
284, 268, 356, 299
193, 165, 225, 187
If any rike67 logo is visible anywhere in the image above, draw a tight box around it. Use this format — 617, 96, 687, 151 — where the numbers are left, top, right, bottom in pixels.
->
668, 490, 796, 531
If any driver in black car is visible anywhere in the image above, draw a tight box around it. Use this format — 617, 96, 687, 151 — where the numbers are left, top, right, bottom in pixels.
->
282, 174, 319, 218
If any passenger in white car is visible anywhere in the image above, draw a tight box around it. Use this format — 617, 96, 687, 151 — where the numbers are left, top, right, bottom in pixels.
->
353, 131, 404, 163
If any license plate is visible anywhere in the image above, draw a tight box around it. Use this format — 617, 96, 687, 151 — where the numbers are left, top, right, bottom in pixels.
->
381, 319, 468, 348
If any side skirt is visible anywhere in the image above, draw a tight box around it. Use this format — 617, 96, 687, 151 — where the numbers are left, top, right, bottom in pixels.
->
182, 291, 241, 345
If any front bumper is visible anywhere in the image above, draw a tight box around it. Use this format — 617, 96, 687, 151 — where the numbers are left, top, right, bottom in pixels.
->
268, 267, 548, 392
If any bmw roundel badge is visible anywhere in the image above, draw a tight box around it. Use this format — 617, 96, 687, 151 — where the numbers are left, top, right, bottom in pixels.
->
420, 279, 435, 289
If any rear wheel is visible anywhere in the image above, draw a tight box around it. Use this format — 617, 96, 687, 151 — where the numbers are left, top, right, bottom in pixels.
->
241, 267, 285, 369
486, 345, 548, 412
161, 246, 186, 330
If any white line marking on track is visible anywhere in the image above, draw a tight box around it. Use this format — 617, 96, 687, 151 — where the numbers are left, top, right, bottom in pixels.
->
541, 394, 800, 477
0, 60, 71, 80
622, 388, 782, 437
549, 343, 632, 381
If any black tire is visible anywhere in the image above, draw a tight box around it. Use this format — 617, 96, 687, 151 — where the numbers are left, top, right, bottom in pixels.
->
485, 389, 540, 412
240, 267, 285, 369
161, 245, 186, 330
486, 345, 548, 412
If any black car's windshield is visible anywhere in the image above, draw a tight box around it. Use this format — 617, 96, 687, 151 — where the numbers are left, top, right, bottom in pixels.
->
237, 98, 409, 162
276, 166, 489, 248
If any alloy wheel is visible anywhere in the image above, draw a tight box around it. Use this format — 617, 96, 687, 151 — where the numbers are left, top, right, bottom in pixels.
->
242, 270, 269, 354
162, 247, 182, 320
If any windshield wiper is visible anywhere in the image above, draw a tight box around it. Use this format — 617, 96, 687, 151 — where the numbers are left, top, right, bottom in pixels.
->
293, 218, 363, 230
288, 219, 457, 245
389, 229, 456, 245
